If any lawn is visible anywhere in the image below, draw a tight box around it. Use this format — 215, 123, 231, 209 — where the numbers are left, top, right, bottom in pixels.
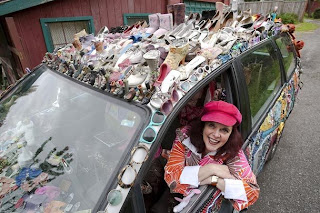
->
296, 21, 319, 32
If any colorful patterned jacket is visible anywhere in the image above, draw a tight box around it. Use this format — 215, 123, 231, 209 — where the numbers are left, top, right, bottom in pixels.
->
164, 125, 260, 211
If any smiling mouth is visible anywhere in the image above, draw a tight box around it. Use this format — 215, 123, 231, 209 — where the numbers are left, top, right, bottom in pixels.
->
208, 137, 219, 145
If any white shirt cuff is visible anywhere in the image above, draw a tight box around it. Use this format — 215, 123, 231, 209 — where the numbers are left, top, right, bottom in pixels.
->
179, 166, 200, 187
222, 179, 248, 202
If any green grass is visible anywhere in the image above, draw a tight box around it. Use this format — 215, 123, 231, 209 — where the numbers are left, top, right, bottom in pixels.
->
296, 21, 319, 32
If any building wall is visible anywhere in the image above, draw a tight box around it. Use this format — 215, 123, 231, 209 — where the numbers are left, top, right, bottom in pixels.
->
7, 0, 167, 68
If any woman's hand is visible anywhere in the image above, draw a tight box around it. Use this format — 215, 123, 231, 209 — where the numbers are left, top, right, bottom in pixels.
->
198, 164, 235, 182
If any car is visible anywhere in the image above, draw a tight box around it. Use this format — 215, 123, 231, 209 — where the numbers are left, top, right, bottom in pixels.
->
0, 28, 302, 213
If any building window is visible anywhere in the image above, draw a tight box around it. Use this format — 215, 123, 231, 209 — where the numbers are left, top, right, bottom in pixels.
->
184, 0, 216, 15
40, 16, 94, 52
123, 13, 150, 26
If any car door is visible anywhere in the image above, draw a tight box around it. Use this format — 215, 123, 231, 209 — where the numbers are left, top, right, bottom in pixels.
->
235, 35, 298, 176
265, 32, 302, 161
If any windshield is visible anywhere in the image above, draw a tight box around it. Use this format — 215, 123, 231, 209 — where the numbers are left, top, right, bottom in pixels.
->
0, 66, 146, 212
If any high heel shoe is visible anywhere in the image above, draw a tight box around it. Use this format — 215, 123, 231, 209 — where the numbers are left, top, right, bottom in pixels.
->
162, 39, 189, 70
154, 63, 171, 87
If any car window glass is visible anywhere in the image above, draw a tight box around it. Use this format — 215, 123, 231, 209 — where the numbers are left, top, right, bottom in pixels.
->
275, 34, 296, 78
0, 67, 146, 211
240, 42, 282, 124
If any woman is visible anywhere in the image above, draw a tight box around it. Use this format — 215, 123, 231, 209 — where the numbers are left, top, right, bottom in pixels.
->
164, 101, 259, 212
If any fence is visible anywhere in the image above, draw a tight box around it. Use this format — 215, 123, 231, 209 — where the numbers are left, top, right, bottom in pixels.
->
238, 0, 308, 21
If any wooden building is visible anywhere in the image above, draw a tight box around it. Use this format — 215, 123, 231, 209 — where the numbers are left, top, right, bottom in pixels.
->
0, 0, 228, 85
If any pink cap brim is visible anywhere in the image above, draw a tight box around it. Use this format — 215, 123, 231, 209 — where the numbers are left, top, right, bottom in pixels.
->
201, 111, 237, 126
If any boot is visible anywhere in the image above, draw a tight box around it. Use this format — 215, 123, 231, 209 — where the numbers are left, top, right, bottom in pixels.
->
167, 3, 186, 27
143, 50, 161, 81
163, 40, 189, 70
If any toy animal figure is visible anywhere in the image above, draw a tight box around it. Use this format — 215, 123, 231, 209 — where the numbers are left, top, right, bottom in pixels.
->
282, 23, 305, 58
293, 40, 304, 57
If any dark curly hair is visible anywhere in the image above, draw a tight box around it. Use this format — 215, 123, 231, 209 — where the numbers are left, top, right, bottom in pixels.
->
188, 118, 243, 162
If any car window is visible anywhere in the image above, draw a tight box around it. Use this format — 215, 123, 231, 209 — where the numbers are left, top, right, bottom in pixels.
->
240, 42, 282, 124
275, 34, 296, 78
0, 67, 146, 212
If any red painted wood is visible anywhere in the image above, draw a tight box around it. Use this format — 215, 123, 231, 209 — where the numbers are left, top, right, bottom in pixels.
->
145, 0, 151, 14
14, 14, 32, 69
63, 0, 74, 17
27, 11, 47, 67
121, 0, 129, 14
140, 0, 145, 12
156, 0, 161, 14
39, 2, 53, 18
80, 0, 91, 16
5, 17, 26, 76
134, 0, 139, 13
90, 0, 102, 33
106, 0, 116, 28
114, 0, 123, 27
161, 0, 166, 13
99, 0, 108, 28
128, 0, 134, 13
52, 0, 65, 18
16, 11, 36, 67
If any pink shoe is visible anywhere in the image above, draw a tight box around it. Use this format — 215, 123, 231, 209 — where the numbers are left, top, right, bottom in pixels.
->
154, 63, 171, 87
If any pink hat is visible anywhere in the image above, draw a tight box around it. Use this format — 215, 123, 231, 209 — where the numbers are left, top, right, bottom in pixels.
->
201, 101, 242, 126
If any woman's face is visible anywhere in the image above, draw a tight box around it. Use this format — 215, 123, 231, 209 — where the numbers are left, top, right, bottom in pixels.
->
202, 121, 233, 154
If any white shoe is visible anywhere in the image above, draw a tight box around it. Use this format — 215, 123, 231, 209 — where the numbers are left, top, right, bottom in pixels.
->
126, 65, 149, 87
178, 55, 206, 80
161, 70, 181, 93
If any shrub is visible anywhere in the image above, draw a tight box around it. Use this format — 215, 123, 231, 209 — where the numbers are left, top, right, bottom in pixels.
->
278, 13, 298, 24
314, 9, 320, 19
